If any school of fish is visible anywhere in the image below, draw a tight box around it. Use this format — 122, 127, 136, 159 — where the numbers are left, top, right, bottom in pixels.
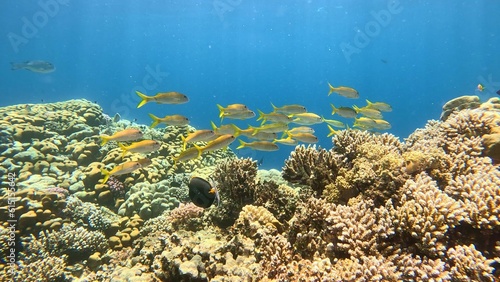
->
98, 82, 392, 183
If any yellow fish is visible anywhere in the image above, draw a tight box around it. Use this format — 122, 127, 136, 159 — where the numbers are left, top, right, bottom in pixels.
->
353, 105, 383, 119
149, 113, 189, 128
181, 130, 216, 150
372, 119, 391, 130
353, 117, 376, 129
211, 121, 238, 135
100, 128, 143, 146
220, 110, 255, 121
200, 134, 236, 153
100, 161, 142, 183
217, 104, 250, 117
287, 132, 318, 144
273, 137, 298, 146
118, 140, 161, 157
257, 110, 291, 124
136, 158, 153, 168
173, 146, 203, 164
286, 126, 315, 135
236, 140, 279, 151
330, 104, 357, 118
271, 103, 307, 114
328, 82, 359, 99
136, 90, 189, 108
250, 123, 288, 135
365, 99, 392, 112
291, 113, 323, 125
322, 117, 345, 128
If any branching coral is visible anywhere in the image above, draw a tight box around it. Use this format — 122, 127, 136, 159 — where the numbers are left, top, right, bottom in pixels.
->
392, 173, 465, 257
447, 244, 498, 281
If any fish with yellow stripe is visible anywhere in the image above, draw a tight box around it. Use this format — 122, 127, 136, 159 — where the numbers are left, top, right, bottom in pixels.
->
100, 159, 151, 183
100, 128, 143, 146
136, 90, 188, 108
327, 82, 359, 99
149, 113, 189, 128
118, 140, 161, 157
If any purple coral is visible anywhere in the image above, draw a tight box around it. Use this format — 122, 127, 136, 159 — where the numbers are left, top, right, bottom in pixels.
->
107, 176, 126, 197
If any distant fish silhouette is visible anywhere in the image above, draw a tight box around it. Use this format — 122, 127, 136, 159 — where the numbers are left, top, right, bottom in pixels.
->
496, 89, 500, 96
381, 59, 388, 64
11, 60, 55, 73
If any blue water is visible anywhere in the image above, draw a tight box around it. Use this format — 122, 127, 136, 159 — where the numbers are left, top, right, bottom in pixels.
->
1, 1, 499, 170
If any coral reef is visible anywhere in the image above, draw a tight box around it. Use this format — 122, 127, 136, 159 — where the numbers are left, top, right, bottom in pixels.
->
2, 96, 500, 281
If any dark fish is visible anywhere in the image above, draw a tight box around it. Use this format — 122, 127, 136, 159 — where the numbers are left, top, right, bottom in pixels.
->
11, 60, 55, 73
188, 177, 219, 208
496, 89, 500, 96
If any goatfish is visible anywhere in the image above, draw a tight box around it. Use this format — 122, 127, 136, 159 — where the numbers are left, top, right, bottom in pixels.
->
322, 117, 345, 128
365, 99, 392, 112
211, 121, 238, 135
327, 125, 340, 137
286, 126, 315, 135
287, 132, 318, 144
257, 110, 291, 124
237, 140, 279, 151
199, 134, 236, 153
328, 82, 359, 99
220, 110, 255, 121
353, 105, 383, 119
372, 119, 391, 130
136, 158, 153, 168
173, 146, 203, 164
136, 90, 189, 108
149, 113, 189, 128
273, 137, 298, 146
181, 130, 216, 150
250, 123, 288, 135
330, 104, 357, 118
118, 140, 161, 157
271, 103, 307, 114
291, 113, 323, 125
100, 128, 143, 146
231, 125, 277, 140
11, 60, 55, 73
353, 117, 376, 129
100, 160, 142, 184
217, 104, 250, 116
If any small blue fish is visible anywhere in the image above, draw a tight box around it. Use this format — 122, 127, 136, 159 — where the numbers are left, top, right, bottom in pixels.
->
11, 60, 55, 73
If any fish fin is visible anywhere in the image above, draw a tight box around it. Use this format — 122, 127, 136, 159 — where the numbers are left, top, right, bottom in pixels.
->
100, 135, 110, 146
210, 121, 218, 132
281, 130, 289, 139
118, 142, 128, 157
136, 90, 150, 108
330, 103, 337, 115
236, 139, 246, 149
216, 104, 224, 118
366, 99, 373, 107
100, 168, 110, 184
270, 102, 277, 112
327, 82, 335, 96
148, 113, 160, 128
327, 125, 338, 137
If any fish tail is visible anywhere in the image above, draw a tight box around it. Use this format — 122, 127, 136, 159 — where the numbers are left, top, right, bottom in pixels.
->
352, 105, 360, 113
327, 82, 335, 96
193, 144, 204, 156
180, 135, 187, 150
100, 168, 110, 184
330, 103, 337, 115
10, 62, 22, 70
216, 104, 225, 118
236, 139, 247, 150
230, 124, 241, 137
148, 113, 160, 128
118, 142, 128, 157
256, 109, 265, 121
281, 130, 289, 139
136, 90, 150, 108
366, 99, 373, 107
100, 135, 111, 146
327, 125, 338, 137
